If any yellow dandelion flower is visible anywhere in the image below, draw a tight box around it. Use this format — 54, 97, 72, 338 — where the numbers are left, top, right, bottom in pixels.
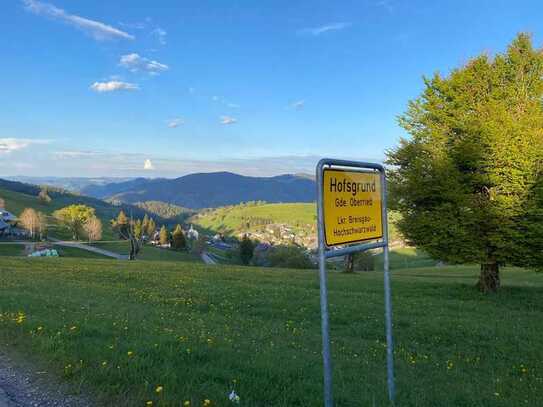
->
203, 399, 211, 406
155, 386, 163, 394
146, 401, 153, 406
127, 351, 134, 357
184, 401, 190, 406
102, 361, 107, 366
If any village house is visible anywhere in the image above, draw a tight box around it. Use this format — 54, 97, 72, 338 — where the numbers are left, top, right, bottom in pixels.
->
0, 210, 18, 237
186, 224, 199, 240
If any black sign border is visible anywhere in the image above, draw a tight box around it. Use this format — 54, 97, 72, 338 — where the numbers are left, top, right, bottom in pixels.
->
322, 167, 384, 248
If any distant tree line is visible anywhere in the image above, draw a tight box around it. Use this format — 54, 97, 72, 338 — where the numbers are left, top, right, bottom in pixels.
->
135, 201, 194, 221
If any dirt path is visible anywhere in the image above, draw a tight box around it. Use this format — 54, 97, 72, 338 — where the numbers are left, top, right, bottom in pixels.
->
0, 351, 92, 407
48, 238, 128, 260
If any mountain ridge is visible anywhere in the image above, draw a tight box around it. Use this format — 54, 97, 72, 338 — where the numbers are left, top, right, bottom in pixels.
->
81, 172, 316, 209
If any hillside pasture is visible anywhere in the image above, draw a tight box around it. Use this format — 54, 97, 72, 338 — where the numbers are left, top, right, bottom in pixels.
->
0, 187, 117, 240
0, 186, 167, 241
0, 258, 541, 406
191, 202, 316, 236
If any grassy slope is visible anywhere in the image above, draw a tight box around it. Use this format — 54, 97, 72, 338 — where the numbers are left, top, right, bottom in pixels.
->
190, 203, 316, 235
0, 242, 110, 259
0, 244, 25, 256
374, 247, 438, 269
0, 187, 117, 240
0, 259, 541, 406
93, 241, 200, 262
191, 203, 404, 243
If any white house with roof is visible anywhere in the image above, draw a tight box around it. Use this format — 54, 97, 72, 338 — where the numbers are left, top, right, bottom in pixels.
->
186, 224, 199, 240
0, 210, 17, 237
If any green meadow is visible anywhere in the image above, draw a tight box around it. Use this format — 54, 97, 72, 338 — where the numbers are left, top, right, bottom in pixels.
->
92, 241, 200, 262
190, 203, 316, 235
0, 243, 110, 259
0, 187, 117, 240
0, 257, 541, 406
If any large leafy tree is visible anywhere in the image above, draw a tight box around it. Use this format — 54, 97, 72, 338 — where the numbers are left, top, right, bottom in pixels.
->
20, 208, 47, 240
53, 204, 95, 240
387, 34, 543, 292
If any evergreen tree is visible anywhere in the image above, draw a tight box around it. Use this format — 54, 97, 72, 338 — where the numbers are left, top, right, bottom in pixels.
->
172, 224, 187, 250
159, 225, 169, 246
239, 235, 255, 265
147, 218, 156, 238
114, 210, 129, 239
387, 33, 543, 292
142, 214, 149, 236
134, 219, 143, 240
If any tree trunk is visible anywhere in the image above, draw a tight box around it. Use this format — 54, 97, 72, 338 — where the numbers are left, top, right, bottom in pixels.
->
477, 261, 500, 293
344, 253, 354, 273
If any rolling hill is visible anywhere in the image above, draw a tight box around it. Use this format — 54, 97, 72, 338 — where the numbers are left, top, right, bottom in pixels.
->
190, 202, 315, 234
5, 176, 134, 194
81, 172, 316, 209
0, 179, 170, 240
190, 201, 405, 249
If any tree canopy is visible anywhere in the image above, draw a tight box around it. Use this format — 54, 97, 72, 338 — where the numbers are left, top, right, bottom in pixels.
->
239, 235, 255, 265
159, 225, 170, 246
387, 33, 543, 292
172, 224, 187, 250
53, 204, 95, 240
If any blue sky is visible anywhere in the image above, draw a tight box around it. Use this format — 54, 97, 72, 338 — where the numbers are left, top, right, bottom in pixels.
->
1, 0, 542, 177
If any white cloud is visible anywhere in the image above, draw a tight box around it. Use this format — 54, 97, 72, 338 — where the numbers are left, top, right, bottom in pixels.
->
119, 53, 169, 75
212, 96, 220, 102
227, 103, 240, 109
220, 116, 237, 125
167, 118, 184, 128
55, 150, 100, 159
299, 22, 352, 36
290, 100, 305, 110
0, 138, 50, 154
90, 81, 139, 93
143, 159, 155, 170
151, 27, 167, 45
22, 0, 134, 41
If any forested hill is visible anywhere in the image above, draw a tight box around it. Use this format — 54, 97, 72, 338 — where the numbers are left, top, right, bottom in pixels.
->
0, 178, 169, 226
81, 172, 316, 209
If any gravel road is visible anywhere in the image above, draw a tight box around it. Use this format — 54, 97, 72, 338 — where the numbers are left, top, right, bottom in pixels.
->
0, 351, 92, 407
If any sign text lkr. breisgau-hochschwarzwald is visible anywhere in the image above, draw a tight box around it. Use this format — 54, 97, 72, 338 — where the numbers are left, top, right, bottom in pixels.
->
322, 169, 383, 246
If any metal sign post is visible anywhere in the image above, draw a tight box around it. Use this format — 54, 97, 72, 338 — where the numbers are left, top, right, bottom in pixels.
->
316, 158, 395, 406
